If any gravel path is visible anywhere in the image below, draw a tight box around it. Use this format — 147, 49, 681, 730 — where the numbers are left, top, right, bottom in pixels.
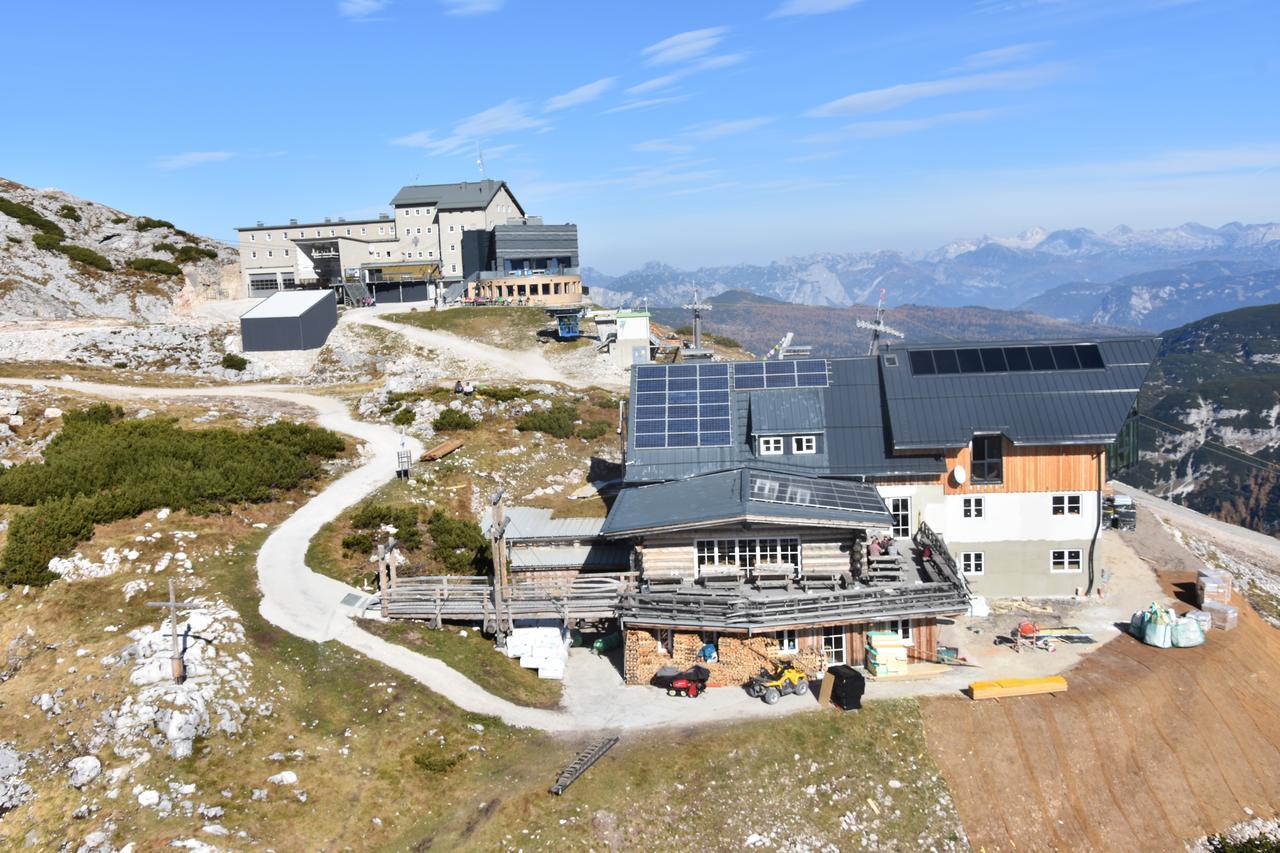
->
1113, 481, 1280, 570
343, 306, 572, 386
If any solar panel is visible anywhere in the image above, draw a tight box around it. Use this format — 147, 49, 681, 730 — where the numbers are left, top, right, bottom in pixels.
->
630, 363, 734, 449
907, 343, 1106, 375
747, 472, 886, 516
732, 359, 828, 390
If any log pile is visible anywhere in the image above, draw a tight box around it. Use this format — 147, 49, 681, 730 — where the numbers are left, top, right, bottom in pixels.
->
622, 629, 822, 687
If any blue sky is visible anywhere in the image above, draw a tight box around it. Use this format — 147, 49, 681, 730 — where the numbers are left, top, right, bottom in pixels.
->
3, 0, 1277, 272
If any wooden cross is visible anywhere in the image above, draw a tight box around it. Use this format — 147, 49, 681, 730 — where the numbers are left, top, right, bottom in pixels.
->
145, 579, 202, 683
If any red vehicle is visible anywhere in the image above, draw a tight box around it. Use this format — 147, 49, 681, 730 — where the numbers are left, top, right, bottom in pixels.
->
651, 664, 711, 698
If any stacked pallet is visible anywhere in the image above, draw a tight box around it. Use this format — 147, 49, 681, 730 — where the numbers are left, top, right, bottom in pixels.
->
1196, 568, 1232, 607
1202, 601, 1239, 631
865, 631, 908, 678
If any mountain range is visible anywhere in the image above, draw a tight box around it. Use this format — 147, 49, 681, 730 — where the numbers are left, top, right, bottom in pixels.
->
582, 222, 1280, 318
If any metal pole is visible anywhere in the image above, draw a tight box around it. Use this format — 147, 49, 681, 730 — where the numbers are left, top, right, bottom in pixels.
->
377, 544, 389, 618
168, 579, 184, 683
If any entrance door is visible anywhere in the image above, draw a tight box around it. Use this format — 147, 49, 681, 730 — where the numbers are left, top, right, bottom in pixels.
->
890, 496, 912, 538
822, 626, 846, 667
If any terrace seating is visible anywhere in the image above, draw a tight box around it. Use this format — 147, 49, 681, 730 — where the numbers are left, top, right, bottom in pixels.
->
748, 562, 795, 590
642, 568, 686, 592
797, 567, 852, 592
697, 566, 743, 587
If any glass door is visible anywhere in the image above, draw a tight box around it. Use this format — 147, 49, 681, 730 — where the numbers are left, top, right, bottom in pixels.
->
890, 496, 912, 538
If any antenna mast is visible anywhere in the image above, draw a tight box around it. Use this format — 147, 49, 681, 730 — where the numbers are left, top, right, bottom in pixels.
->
855, 288, 904, 356
681, 286, 712, 351
475, 143, 486, 178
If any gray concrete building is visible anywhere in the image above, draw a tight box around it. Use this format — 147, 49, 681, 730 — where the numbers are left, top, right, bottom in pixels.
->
239, 289, 337, 352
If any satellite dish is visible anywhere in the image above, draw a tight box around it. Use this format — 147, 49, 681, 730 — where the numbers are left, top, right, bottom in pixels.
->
952, 464, 968, 485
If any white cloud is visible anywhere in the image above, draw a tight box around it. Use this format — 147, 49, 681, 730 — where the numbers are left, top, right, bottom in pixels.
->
626, 54, 747, 96
338, 0, 387, 18
544, 77, 616, 112
956, 42, 1045, 70
154, 151, 233, 170
807, 64, 1065, 117
633, 139, 694, 154
641, 27, 727, 65
771, 0, 861, 17
804, 109, 1005, 143
392, 100, 546, 155
626, 74, 683, 96
687, 117, 774, 141
602, 95, 691, 115
439, 0, 503, 14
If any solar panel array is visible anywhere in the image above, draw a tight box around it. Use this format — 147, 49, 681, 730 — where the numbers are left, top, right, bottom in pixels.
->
633, 363, 732, 449
907, 343, 1105, 376
748, 472, 886, 515
732, 359, 829, 390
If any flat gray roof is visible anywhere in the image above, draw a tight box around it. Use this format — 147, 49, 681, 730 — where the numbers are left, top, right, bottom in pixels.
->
240, 289, 333, 319
391, 179, 524, 214
237, 217, 389, 232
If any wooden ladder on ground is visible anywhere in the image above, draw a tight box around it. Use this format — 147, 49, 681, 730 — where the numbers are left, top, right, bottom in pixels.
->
549, 736, 619, 795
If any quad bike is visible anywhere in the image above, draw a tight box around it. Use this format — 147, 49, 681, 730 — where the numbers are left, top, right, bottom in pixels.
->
651, 664, 711, 698
746, 663, 810, 705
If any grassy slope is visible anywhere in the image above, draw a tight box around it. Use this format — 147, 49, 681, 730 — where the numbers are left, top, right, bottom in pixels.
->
384, 307, 550, 348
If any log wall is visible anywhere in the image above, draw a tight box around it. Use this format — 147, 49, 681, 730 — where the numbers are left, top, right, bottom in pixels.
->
637, 525, 855, 580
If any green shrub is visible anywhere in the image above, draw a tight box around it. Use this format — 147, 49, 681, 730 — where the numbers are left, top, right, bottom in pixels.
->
220, 352, 248, 371
431, 409, 476, 431
391, 408, 416, 427
112, 361, 128, 369
32, 232, 61, 251
174, 244, 217, 263
476, 386, 525, 402
576, 420, 611, 441
0, 197, 65, 239
412, 750, 463, 775
58, 244, 113, 272
712, 335, 742, 349
516, 403, 579, 439
57, 204, 81, 222
0, 408, 344, 585
6, 235, 21, 244
127, 257, 182, 276
426, 509, 490, 575
340, 531, 374, 554
155, 241, 179, 254
134, 216, 174, 232
675, 325, 693, 336
350, 503, 422, 551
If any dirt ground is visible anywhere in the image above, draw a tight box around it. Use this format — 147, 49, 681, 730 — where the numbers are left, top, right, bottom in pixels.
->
922, 506, 1280, 851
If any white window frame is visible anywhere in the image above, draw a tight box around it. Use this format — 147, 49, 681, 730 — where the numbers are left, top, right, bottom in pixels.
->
778, 629, 798, 654
961, 551, 985, 575
822, 626, 846, 666
694, 537, 800, 574
889, 496, 912, 538
267, 250, 273, 258
872, 619, 913, 645
1052, 494, 1082, 516
449, 224, 455, 232
963, 497, 984, 519
250, 250, 256, 259
759, 436, 784, 456
792, 435, 816, 455
250, 234, 256, 241
266, 232, 272, 241
1050, 548, 1083, 573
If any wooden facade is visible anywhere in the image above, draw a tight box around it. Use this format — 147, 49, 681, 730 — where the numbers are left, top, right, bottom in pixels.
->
939, 438, 1105, 495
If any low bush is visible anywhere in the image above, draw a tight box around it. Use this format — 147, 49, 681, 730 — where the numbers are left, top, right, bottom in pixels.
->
174, 244, 217, 263
476, 385, 525, 402
59, 244, 113, 272
431, 409, 476, 431
340, 531, 374, 555
412, 750, 464, 775
391, 408, 416, 427
0, 405, 345, 585
0, 197, 65, 239
426, 509, 490, 575
6, 235, 22, 244
32, 231, 61, 251
576, 420, 611, 441
516, 403, 579, 439
155, 241, 179, 254
112, 361, 128, 369
350, 503, 422, 551
134, 216, 174, 232
674, 325, 693, 336
127, 257, 182, 276
57, 204, 81, 222
110, 216, 129, 225
712, 334, 742, 349
220, 352, 248, 371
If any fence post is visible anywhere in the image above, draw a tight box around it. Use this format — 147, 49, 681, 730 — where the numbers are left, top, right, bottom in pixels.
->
377, 544, 389, 618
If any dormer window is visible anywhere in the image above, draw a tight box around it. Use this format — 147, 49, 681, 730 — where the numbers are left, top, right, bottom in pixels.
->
793, 435, 816, 454
759, 436, 783, 456
971, 435, 1004, 484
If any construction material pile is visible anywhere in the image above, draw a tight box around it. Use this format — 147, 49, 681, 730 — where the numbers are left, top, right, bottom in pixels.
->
865, 631, 908, 677
1130, 603, 1204, 648
1196, 568, 1238, 631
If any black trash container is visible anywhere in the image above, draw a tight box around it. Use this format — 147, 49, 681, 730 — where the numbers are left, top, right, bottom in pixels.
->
827, 664, 865, 711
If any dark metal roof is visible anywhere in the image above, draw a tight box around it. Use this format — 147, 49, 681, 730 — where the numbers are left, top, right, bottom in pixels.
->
601, 468, 894, 537
879, 337, 1159, 449
749, 389, 825, 434
390, 179, 523, 213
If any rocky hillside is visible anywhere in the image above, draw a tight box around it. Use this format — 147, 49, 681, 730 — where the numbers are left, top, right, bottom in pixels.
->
0, 178, 237, 321
650, 297, 1127, 359
1123, 303, 1280, 536
1019, 261, 1280, 329
583, 222, 1280, 311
